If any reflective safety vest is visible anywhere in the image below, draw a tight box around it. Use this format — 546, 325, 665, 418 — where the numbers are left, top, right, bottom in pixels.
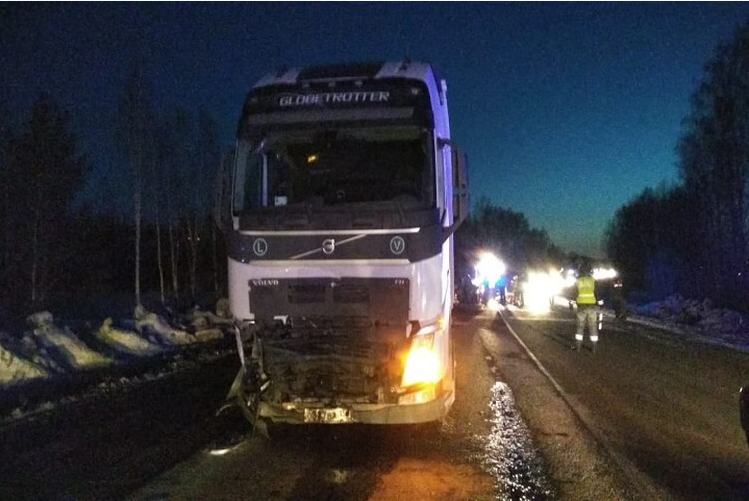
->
576, 276, 597, 305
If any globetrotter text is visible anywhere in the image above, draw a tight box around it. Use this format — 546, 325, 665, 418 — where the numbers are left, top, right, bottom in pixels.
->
278, 91, 390, 107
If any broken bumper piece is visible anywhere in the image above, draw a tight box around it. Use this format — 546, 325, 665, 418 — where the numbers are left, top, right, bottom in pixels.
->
259, 389, 454, 425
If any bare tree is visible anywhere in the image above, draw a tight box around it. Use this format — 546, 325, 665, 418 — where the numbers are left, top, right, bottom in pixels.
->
0, 110, 13, 289
149, 157, 166, 305
191, 111, 220, 298
157, 108, 220, 303
116, 67, 156, 308
1, 95, 88, 311
456, 197, 559, 272
607, 19, 749, 307
677, 20, 749, 306
166, 106, 194, 301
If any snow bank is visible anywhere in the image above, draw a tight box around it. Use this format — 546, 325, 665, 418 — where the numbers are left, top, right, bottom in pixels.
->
95, 317, 163, 356
135, 305, 196, 346
185, 305, 232, 343
0, 300, 235, 428
0, 298, 233, 391
26, 311, 112, 371
0, 340, 48, 384
629, 294, 749, 348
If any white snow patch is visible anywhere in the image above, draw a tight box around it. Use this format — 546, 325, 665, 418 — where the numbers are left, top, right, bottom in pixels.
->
26, 311, 112, 370
0, 299, 233, 394
135, 305, 196, 346
0, 300, 235, 425
0, 342, 48, 384
185, 306, 232, 343
628, 294, 749, 351
194, 328, 224, 343
95, 317, 163, 356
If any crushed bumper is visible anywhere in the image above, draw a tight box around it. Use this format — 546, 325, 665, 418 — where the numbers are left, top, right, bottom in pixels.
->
258, 389, 455, 425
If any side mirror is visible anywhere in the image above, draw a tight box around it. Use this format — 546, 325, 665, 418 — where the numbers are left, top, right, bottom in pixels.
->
213, 149, 234, 231
452, 147, 470, 226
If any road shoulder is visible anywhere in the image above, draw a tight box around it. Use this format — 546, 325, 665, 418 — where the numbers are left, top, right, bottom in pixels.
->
479, 308, 639, 500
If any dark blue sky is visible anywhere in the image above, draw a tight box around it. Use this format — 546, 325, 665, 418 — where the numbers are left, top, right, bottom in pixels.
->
3, 3, 749, 257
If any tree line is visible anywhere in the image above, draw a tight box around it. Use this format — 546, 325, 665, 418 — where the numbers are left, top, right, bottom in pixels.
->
116, 67, 225, 310
0, 70, 227, 327
605, 20, 749, 310
455, 197, 567, 277
6, 20, 747, 326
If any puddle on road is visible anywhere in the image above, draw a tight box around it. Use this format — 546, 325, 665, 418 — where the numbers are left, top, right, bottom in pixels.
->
480, 381, 556, 501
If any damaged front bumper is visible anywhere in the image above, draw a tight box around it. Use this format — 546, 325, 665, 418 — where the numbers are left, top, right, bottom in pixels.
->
255, 386, 455, 425
226, 363, 454, 426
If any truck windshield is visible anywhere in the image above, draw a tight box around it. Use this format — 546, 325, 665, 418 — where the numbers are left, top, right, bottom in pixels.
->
233, 126, 433, 212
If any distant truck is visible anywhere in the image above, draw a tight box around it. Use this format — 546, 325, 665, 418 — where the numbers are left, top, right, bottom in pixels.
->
215, 61, 469, 429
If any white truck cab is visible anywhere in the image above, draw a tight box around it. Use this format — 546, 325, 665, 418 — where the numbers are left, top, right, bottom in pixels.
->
216, 60, 469, 427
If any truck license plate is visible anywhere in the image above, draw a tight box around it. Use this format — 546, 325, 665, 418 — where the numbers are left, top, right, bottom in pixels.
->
304, 407, 354, 423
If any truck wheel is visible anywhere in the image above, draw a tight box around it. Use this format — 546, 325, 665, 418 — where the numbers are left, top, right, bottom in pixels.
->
208, 403, 249, 453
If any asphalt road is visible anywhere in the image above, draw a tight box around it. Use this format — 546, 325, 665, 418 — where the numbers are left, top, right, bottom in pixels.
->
129, 306, 535, 500
0, 347, 240, 500
2, 304, 746, 500
495, 302, 749, 500
131, 306, 629, 500
2, 309, 539, 500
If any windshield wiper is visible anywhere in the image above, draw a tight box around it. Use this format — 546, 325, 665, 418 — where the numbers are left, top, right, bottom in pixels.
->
251, 137, 267, 155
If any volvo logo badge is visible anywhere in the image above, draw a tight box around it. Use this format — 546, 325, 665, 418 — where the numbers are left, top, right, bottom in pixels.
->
389, 236, 406, 255
252, 238, 268, 257
322, 238, 336, 255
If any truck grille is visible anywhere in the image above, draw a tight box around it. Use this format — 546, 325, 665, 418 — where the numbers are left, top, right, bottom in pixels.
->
288, 284, 327, 304
250, 277, 408, 327
333, 283, 369, 303
249, 278, 410, 403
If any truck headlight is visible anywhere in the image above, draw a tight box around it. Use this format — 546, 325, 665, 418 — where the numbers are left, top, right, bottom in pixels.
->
401, 332, 440, 387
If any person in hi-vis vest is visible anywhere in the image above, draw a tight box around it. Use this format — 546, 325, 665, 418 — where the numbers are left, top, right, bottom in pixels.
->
573, 263, 600, 352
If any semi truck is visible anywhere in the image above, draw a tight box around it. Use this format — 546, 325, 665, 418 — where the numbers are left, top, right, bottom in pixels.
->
215, 60, 469, 429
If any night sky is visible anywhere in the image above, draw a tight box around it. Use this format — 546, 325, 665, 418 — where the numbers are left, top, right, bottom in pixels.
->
3, 2, 749, 257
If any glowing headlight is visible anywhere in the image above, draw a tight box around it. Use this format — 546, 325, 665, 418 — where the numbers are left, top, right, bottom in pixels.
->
475, 251, 506, 287
592, 267, 618, 280
401, 333, 440, 387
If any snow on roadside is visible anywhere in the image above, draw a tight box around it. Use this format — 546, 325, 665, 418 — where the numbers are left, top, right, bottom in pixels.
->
0, 302, 233, 388
27, 311, 112, 371
135, 305, 196, 346
628, 294, 749, 351
95, 317, 163, 356
3, 293, 747, 414
0, 342, 48, 384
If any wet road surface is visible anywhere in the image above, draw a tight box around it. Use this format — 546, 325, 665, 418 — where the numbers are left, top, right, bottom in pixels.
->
3, 304, 704, 500
496, 303, 749, 500
1, 308, 566, 500
131, 306, 560, 500
0, 347, 240, 499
